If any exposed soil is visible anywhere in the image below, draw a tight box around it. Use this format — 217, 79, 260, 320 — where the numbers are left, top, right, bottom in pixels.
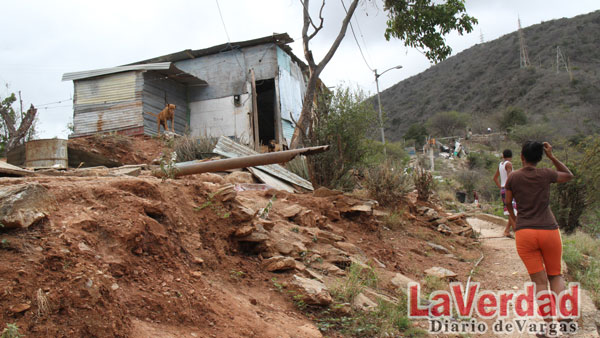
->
0, 170, 482, 337
68, 134, 167, 165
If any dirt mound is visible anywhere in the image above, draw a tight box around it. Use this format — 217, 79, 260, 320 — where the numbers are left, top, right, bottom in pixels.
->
0, 173, 481, 337
68, 134, 167, 165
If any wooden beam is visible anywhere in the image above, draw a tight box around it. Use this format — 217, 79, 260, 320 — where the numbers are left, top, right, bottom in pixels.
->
249, 69, 260, 151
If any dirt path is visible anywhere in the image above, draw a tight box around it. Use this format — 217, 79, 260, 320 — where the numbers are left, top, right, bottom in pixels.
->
467, 216, 599, 338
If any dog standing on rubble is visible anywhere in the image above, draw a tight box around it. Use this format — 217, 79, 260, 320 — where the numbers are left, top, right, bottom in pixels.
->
145, 103, 176, 134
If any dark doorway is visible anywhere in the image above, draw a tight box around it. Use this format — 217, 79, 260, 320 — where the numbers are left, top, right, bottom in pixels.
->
256, 79, 276, 146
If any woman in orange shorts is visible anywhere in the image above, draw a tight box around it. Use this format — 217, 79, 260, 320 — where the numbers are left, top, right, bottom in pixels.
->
504, 141, 573, 334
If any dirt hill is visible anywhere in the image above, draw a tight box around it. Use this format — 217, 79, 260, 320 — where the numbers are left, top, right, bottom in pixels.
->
379, 10, 600, 140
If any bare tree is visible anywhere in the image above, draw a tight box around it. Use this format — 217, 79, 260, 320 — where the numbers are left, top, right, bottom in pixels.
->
290, 0, 360, 149
0, 93, 38, 154
290, 0, 477, 148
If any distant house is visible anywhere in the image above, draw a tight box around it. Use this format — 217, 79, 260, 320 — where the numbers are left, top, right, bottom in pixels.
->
62, 33, 308, 149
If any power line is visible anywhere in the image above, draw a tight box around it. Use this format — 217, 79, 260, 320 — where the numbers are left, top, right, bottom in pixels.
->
215, 0, 231, 43
340, 0, 373, 72
36, 98, 73, 107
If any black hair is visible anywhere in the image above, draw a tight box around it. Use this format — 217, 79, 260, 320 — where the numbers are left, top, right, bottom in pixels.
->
521, 141, 544, 164
502, 149, 512, 158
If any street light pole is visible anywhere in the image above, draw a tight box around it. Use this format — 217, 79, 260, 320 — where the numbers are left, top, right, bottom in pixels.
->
374, 65, 402, 159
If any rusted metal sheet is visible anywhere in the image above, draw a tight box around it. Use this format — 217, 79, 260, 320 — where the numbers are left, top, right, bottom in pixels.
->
152, 137, 328, 189
213, 136, 319, 190
25, 139, 68, 169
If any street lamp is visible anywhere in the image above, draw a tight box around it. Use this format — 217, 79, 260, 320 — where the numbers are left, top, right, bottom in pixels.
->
374, 65, 402, 158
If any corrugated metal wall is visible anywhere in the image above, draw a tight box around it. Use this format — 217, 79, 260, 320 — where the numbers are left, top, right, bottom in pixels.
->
72, 71, 143, 137
276, 46, 306, 144
142, 72, 189, 135
176, 44, 278, 102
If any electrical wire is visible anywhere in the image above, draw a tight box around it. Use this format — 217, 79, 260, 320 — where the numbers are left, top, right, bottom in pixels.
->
340, 0, 373, 72
36, 98, 73, 107
215, 0, 231, 43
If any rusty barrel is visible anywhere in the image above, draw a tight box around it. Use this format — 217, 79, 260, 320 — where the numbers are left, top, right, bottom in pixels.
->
25, 139, 68, 169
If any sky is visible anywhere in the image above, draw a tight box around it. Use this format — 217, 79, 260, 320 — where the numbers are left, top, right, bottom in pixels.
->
1, 0, 598, 139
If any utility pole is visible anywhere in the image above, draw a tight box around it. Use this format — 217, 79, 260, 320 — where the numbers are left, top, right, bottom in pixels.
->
518, 17, 530, 68
374, 65, 402, 159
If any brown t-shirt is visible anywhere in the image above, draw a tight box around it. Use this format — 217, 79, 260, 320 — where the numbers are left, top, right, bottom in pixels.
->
504, 167, 558, 230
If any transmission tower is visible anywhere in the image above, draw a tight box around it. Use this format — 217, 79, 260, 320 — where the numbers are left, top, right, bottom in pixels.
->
556, 46, 573, 81
480, 29, 484, 43
518, 17, 530, 68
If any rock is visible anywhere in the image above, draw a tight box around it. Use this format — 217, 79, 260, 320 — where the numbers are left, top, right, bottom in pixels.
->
427, 242, 450, 254
78, 242, 92, 252
369, 257, 386, 269
234, 225, 255, 237
304, 268, 326, 283
214, 184, 237, 202
317, 229, 344, 243
352, 293, 378, 311
425, 267, 457, 279
373, 209, 390, 217
111, 283, 119, 290
437, 224, 453, 235
0, 183, 52, 229
191, 271, 203, 278
255, 219, 275, 231
274, 239, 306, 257
193, 257, 204, 265
447, 213, 466, 221
291, 275, 333, 305
311, 261, 345, 276
433, 217, 448, 226
231, 204, 256, 222
279, 204, 304, 218
10, 303, 30, 313
390, 273, 416, 289
238, 232, 269, 243
294, 210, 317, 228
334, 242, 360, 255
224, 171, 254, 185
457, 226, 474, 238
197, 173, 225, 185
333, 302, 352, 315
313, 187, 343, 198
423, 208, 439, 221
264, 256, 298, 272
109, 166, 142, 177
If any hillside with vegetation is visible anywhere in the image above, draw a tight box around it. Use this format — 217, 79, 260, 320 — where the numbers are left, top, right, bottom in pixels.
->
380, 10, 600, 140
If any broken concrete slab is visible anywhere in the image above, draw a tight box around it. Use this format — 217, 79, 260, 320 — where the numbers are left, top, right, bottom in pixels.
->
290, 275, 333, 305
0, 183, 52, 229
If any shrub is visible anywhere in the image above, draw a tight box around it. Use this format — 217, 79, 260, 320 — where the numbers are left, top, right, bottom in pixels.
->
173, 134, 217, 162
1, 323, 23, 338
467, 151, 498, 170
550, 166, 587, 234
413, 166, 434, 202
509, 123, 556, 145
307, 86, 379, 190
562, 232, 600, 307
403, 123, 428, 149
364, 162, 411, 207
426, 111, 469, 137
499, 106, 528, 131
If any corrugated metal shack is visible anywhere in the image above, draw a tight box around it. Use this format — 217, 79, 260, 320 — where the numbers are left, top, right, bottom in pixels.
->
62, 33, 308, 148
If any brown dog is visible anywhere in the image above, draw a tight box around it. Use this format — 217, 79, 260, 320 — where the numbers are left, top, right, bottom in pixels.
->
145, 104, 175, 134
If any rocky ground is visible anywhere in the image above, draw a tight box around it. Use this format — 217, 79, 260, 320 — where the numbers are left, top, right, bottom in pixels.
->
0, 135, 598, 337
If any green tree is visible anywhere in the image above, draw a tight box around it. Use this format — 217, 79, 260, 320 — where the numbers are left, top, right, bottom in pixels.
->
403, 123, 428, 149
500, 107, 528, 131
426, 111, 469, 137
307, 86, 379, 189
291, 0, 477, 147
384, 0, 478, 63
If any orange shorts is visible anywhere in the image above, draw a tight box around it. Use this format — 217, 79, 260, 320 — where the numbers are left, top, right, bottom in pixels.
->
515, 228, 562, 276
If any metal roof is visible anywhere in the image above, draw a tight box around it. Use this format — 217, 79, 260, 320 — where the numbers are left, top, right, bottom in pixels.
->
127, 33, 307, 70
62, 62, 208, 86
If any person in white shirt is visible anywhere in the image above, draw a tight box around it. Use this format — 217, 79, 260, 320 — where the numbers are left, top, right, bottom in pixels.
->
493, 149, 516, 238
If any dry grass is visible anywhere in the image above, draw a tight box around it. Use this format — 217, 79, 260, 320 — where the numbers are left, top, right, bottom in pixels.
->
173, 135, 217, 162
36, 288, 50, 318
